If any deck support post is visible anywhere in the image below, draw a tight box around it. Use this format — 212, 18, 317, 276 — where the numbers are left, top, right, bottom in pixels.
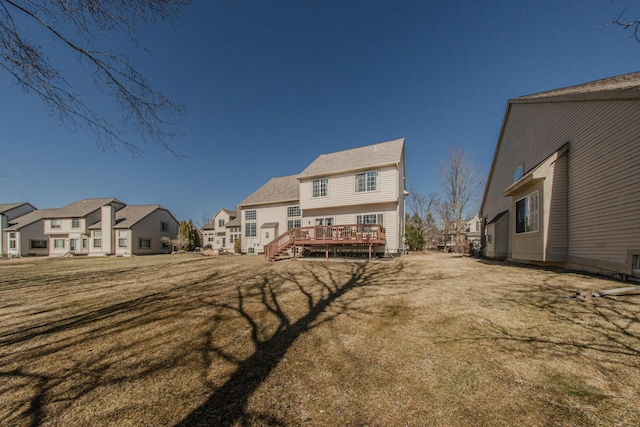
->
325, 245, 329, 260
369, 244, 372, 259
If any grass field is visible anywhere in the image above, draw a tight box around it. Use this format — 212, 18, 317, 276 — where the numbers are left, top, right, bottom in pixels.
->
1, 252, 639, 426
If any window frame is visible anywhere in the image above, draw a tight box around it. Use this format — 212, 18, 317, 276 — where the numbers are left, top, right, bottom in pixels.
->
161, 222, 169, 232
245, 210, 257, 221
355, 171, 379, 193
245, 222, 257, 238
71, 218, 80, 228
30, 240, 48, 249
138, 238, 152, 249
118, 238, 128, 248
287, 205, 301, 218
312, 178, 328, 198
287, 219, 301, 230
50, 219, 61, 229
54, 239, 65, 248
515, 191, 539, 234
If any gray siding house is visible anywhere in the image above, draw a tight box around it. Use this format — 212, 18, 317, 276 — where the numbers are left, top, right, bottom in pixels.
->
480, 71, 640, 277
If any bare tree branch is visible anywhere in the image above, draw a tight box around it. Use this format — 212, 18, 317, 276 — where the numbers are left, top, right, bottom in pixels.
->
0, 0, 190, 156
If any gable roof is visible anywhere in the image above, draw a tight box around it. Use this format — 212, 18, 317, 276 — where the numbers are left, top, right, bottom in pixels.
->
515, 71, 640, 103
43, 198, 124, 219
238, 174, 300, 207
226, 216, 241, 227
5, 209, 56, 231
298, 138, 405, 179
88, 205, 175, 229
0, 203, 35, 214
202, 209, 238, 230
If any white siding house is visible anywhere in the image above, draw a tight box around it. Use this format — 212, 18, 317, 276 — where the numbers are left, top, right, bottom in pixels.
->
480, 71, 640, 277
4, 209, 56, 257
42, 199, 126, 256
237, 138, 407, 258
89, 205, 179, 256
1, 203, 36, 258
202, 209, 237, 251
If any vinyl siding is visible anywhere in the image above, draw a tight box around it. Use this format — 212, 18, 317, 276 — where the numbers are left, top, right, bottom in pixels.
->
299, 166, 398, 210
482, 99, 640, 271
302, 202, 400, 253
127, 209, 178, 255
241, 202, 294, 254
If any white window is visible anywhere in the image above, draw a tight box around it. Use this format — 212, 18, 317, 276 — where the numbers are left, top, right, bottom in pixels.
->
312, 178, 328, 198
245, 222, 257, 237
118, 230, 127, 237
9, 232, 16, 238
93, 239, 102, 248
248, 247, 255, 254
287, 206, 301, 217
357, 213, 384, 224
9, 240, 16, 249
138, 238, 151, 249
54, 239, 65, 248
82, 239, 88, 248
118, 238, 128, 248
288, 219, 301, 230
51, 219, 61, 229
218, 219, 225, 227
161, 222, 169, 232
72, 218, 80, 228
515, 191, 539, 234
355, 171, 378, 193
30, 240, 47, 249
245, 210, 257, 220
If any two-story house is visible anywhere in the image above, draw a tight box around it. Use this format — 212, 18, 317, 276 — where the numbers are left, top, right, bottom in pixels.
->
1, 203, 37, 258
43, 198, 127, 256
4, 209, 56, 258
238, 138, 407, 260
202, 209, 238, 251
88, 205, 179, 256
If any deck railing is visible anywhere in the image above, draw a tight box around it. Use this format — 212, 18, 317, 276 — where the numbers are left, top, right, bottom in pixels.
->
264, 224, 386, 260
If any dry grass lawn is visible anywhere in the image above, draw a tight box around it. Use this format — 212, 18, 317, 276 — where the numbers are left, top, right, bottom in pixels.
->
1, 252, 639, 426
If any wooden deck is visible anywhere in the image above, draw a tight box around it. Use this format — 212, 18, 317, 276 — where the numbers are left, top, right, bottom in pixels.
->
264, 224, 386, 261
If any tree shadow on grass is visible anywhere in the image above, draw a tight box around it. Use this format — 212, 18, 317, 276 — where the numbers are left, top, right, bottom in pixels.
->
176, 260, 404, 426
0, 257, 405, 426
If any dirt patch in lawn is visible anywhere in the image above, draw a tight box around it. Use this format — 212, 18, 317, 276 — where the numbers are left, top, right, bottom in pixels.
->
1, 252, 639, 426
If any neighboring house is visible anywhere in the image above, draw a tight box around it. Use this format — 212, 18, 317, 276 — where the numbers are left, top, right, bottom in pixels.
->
464, 215, 482, 246
238, 138, 407, 259
89, 205, 179, 256
1, 203, 37, 258
4, 209, 56, 257
480, 71, 640, 277
202, 209, 238, 251
43, 198, 126, 256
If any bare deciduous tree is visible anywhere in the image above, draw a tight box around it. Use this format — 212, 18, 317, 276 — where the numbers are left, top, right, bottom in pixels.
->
438, 146, 484, 253
0, 0, 190, 155
199, 211, 214, 229
406, 186, 440, 250
612, 6, 640, 42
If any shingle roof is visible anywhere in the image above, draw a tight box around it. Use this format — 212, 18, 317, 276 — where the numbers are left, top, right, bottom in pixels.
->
89, 205, 171, 229
202, 209, 238, 230
0, 203, 32, 214
5, 209, 56, 231
261, 222, 279, 228
516, 71, 640, 102
238, 174, 300, 207
226, 216, 241, 227
43, 198, 124, 219
298, 138, 405, 179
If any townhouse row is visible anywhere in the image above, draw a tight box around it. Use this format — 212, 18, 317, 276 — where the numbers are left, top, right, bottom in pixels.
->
0, 199, 179, 258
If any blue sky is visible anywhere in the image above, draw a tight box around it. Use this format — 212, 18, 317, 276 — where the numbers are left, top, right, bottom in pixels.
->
2, 0, 640, 224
